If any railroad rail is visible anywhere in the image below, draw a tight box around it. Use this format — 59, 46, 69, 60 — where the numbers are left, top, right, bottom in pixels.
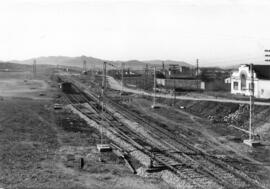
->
105, 97, 264, 189
57, 75, 265, 189
62, 85, 218, 188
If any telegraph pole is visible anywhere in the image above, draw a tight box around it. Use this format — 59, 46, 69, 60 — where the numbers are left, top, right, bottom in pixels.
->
96, 61, 111, 153
33, 59, 36, 78
144, 64, 147, 90
243, 63, 260, 147
91, 63, 96, 81
83, 60, 87, 73
162, 61, 165, 73
173, 75, 176, 106
101, 62, 107, 145
121, 63, 125, 95
97, 61, 111, 152
196, 59, 199, 90
151, 66, 157, 108
103, 62, 107, 90
249, 63, 254, 142
145, 64, 149, 90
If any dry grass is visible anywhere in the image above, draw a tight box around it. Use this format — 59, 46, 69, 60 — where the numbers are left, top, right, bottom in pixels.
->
0, 95, 172, 189
0, 99, 88, 189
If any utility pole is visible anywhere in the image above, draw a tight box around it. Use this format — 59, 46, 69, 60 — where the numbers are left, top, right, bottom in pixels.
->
91, 63, 96, 81
196, 59, 199, 90
33, 59, 36, 78
151, 66, 157, 108
249, 63, 254, 142
103, 62, 107, 90
83, 60, 87, 73
96, 61, 111, 153
162, 61, 165, 73
90, 61, 92, 79
243, 63, 260, 147
101, 62, 107, 145
121, 63, 125, 95
146, 64, 149, 90
173, 75, 176, 106
144, 64, 147, 90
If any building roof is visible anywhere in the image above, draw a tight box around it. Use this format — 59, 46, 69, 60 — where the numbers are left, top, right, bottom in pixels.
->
241, 64, 270, 80
252, 65, 270, 80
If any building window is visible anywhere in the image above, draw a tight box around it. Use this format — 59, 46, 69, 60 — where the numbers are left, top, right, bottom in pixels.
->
233, 82, 238, 90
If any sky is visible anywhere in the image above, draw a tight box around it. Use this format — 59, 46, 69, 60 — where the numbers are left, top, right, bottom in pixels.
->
1, 0, 270, 66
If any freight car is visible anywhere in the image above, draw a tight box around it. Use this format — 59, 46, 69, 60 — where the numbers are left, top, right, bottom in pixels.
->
61, 82, 72, 93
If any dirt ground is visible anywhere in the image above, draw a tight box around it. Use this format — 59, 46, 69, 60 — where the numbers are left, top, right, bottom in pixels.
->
0, 71, 173, 189
0, 71, 56, 100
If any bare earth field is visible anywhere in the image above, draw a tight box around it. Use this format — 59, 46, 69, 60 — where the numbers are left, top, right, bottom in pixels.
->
0, 72, 172, 189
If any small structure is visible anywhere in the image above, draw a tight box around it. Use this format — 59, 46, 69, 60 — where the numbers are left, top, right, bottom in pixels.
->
243, 139, 261, 147
61, 82, 72, 93
156, 64, 204, 91
53, 103, 63, 110
156, 78, 205, 90
230, 64, 270, 99
224, 77, 231, 84
96, 144, 111, 152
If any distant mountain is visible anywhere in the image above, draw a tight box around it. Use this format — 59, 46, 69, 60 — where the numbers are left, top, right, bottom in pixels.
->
12, 56, 105, 68
221, 64, 240, 70
120, 60, 150, 70
143, 60, 194, 68
0, 61, 31, 71
11, 56, 194, 70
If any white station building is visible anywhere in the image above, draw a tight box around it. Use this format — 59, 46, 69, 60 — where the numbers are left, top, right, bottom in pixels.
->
230, 64, 270, 99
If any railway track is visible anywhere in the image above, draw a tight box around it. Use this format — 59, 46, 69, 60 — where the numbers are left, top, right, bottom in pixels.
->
105, 98, 264, 189
62, 85, 219, 188
58, 76, 265, 189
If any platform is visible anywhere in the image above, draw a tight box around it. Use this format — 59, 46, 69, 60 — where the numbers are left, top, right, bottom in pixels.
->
243, 139, 261, 147
96, 144, 112, 152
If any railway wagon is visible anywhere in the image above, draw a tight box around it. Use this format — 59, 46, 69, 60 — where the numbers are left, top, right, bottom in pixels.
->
157, 78, 205, 90
61, 82, 72, 93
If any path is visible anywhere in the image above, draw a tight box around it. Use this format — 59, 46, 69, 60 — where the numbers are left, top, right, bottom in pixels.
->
107, 76, 270, 106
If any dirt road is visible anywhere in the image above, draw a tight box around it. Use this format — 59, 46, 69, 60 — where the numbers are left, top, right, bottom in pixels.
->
107, 76, 270, 106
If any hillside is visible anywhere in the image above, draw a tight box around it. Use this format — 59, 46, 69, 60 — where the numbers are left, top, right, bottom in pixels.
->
0, 62, 32, 71
143, 60, 194, 68
12, 56, 104, 68
117, 60, 154, 70
11, 56, 194, 70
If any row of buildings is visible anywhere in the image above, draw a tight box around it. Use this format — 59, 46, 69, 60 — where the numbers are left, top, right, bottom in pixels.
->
155, 64, 270, 99
106, 62, 270, 99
